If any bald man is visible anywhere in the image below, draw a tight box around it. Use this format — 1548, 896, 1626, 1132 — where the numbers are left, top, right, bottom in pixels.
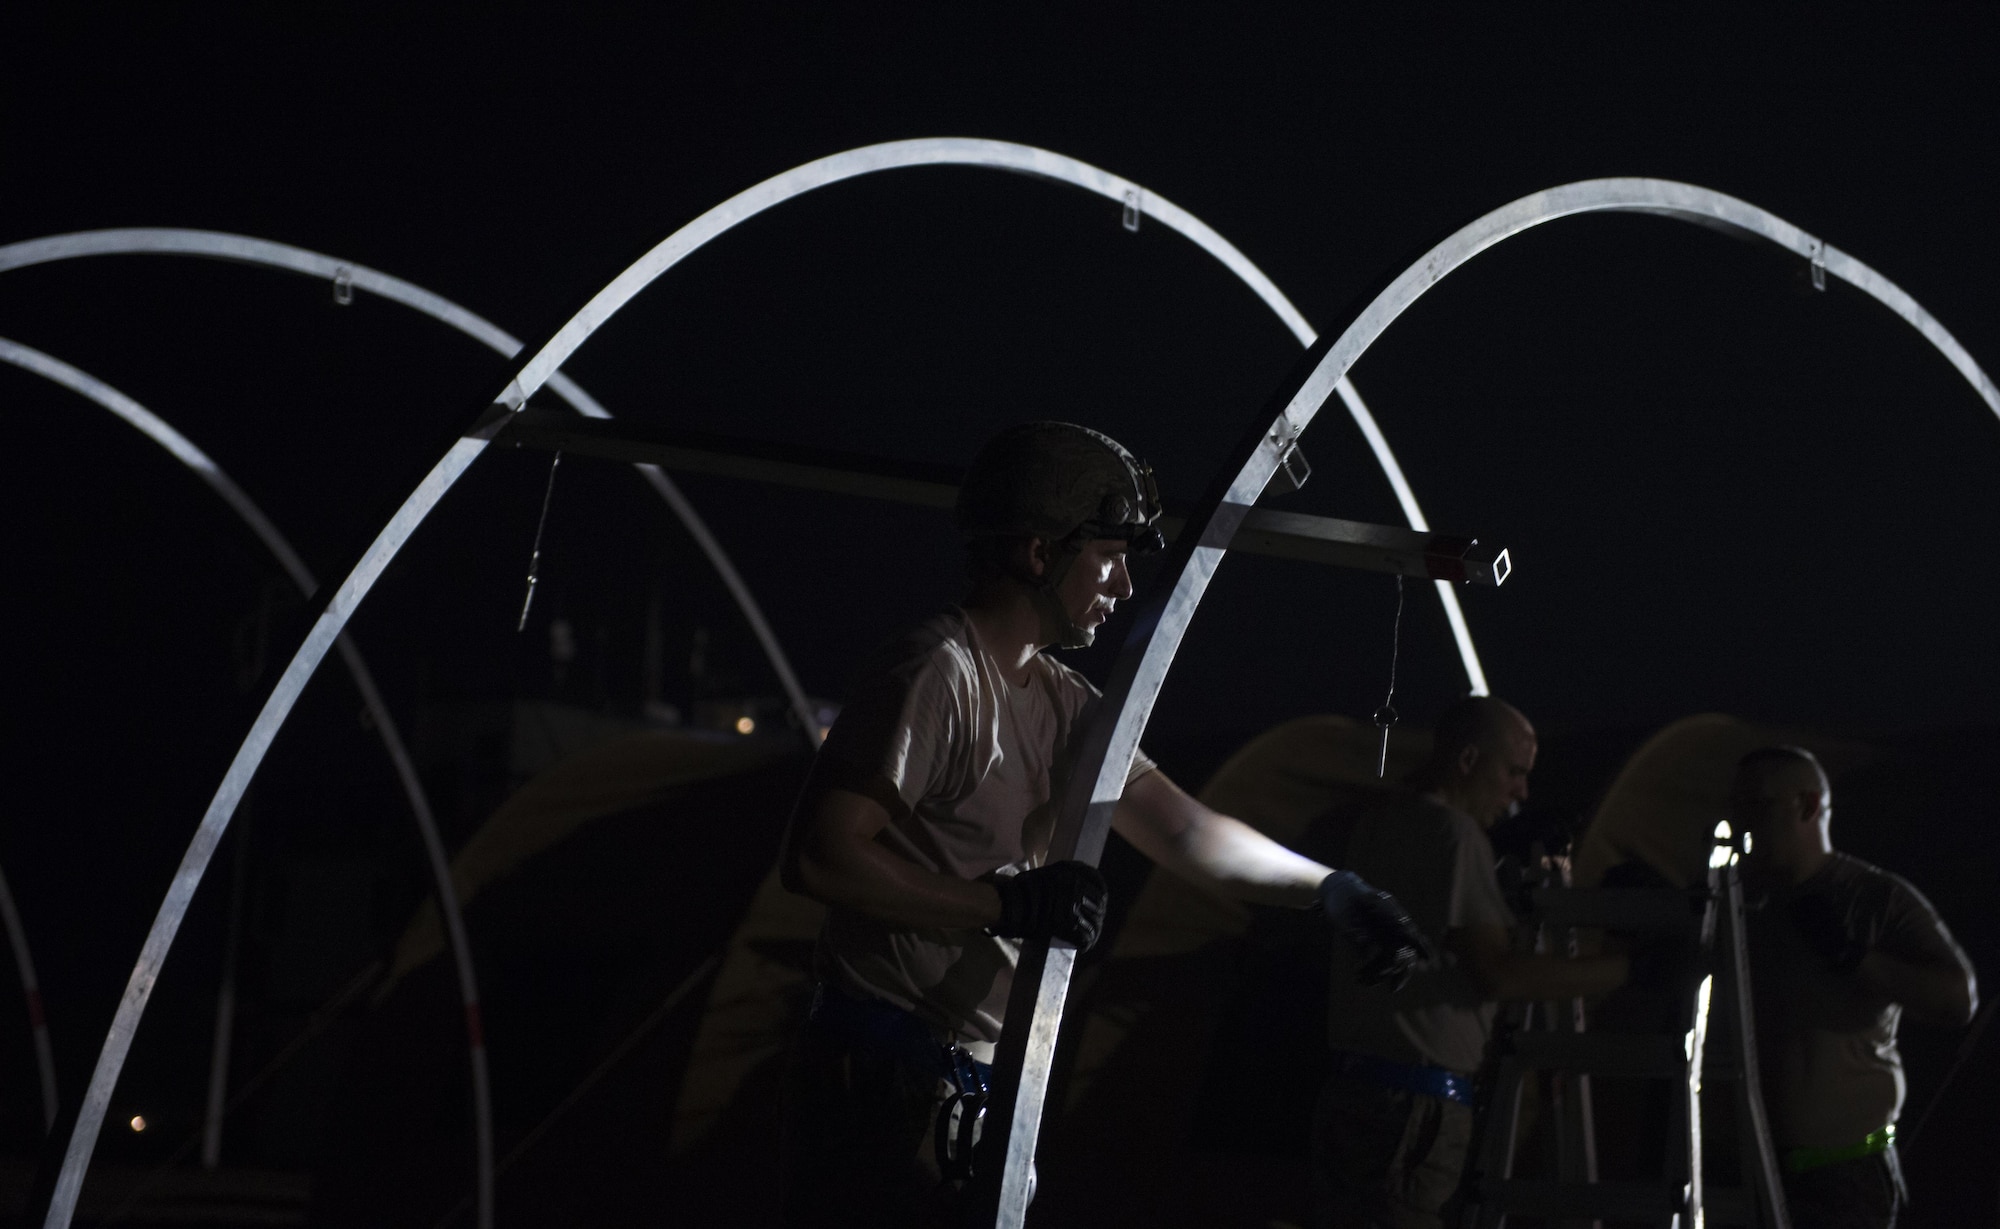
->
1315, 698, 1629, 1229
1733, 746, 1977, 1229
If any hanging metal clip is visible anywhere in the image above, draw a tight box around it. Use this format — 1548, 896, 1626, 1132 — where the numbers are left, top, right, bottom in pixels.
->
1122, 189, 1141, 233
933, 1043, 989, 1181
1265, 425, 1311, 494
517, 451, 563, 631
1805, 238, 1826, 292
332, 266, 356, 306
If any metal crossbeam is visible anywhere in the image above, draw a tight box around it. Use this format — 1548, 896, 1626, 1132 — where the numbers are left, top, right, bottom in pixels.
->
495, 409, 1511, 585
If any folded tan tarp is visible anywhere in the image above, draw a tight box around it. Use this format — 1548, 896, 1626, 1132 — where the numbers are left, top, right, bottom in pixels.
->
384, 730, 793, 993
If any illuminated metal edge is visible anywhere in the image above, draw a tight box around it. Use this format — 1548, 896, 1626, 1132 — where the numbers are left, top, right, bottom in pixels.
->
36, 157, 1999, 1228
0, 337, 503, 1226
973, 177, 2000, 1226
3, 143, 1427, 1225
0, 229, 823, 748
0, 860, 57, 1133
1719, 866, 1793, 1228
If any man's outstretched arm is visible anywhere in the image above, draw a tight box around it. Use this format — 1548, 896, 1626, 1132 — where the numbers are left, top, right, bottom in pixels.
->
1111, 770, 1431, 986
1109, 769, 1331, 906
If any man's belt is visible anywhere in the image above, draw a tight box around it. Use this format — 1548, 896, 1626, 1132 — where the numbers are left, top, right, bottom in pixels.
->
1331, 1049, 1477, 1106
1782, 1124, 1896, 1175
806, 984, 993, 1089
808, 984, 993, 1181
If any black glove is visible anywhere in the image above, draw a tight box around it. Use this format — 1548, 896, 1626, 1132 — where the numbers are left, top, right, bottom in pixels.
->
1789, 892, 1865, 973
989, 861, 1109, 952
1319, 871, 1434, 990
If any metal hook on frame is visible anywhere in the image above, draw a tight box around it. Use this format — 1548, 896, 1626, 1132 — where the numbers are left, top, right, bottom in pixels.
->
1266, 424, 1311, 494
517, 450, 563, 631
1122, 189, 1141, 233
1805, 238, 1827, 292
332, 266, 356, 306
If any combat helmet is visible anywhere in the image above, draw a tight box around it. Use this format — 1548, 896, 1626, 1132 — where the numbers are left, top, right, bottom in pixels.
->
956, 421, 1165, 647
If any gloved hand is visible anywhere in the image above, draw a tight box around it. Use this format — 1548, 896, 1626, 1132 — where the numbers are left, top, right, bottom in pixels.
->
1319, 871, 1434, 990
989, 861, 1109, 952
1789, 892, 1865, 973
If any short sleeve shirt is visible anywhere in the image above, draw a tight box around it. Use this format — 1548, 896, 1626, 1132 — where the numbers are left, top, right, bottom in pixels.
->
1325, 793, 1515, 1074
1748, 852, 1974, 1149
807, 607, 1155, 1050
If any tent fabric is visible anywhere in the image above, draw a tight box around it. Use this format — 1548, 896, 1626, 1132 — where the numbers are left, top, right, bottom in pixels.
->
386, 729, 793, 990
667, 865, 823, 1152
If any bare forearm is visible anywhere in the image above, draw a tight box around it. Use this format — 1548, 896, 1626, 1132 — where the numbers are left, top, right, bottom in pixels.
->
797, 838, 1001, 931
1154, 812, 1330, 908
1856, 951, 1976, 1025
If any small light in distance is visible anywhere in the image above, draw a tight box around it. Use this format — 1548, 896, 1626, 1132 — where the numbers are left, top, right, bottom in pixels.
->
734, 716, 755, 735
129, 1115, 147, 1133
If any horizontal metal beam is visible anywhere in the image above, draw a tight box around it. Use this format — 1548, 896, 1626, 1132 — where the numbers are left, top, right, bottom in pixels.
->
494, 409, 1510, 586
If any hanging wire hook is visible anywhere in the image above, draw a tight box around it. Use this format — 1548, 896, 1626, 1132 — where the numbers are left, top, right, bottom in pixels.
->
517, 451, 563, 632
1373, 574, 1407, 778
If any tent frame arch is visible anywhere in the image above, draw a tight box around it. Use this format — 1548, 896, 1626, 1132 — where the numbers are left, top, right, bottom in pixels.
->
975, 175, 2000, 1222
5, 140, 1471, 1227
22, 152, 1996, 1228
0, 335, 499, 1225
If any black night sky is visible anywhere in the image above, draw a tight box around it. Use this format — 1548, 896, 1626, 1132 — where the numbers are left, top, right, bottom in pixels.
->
3, 7, 1998, 1226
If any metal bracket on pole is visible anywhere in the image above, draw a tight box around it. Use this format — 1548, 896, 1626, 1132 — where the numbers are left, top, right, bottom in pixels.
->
1264, 425, 1311, 495
332, 265, 355, 306
1806, 238, 1826, 292
1122, 189, 1141, 233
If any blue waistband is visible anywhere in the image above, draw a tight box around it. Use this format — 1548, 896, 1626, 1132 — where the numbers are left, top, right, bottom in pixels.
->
808, 985, 990, 1094
1332, 1049, 1477, 1106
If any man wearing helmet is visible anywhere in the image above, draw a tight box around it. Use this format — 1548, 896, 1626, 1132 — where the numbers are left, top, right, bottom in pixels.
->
778, 422, 1428, 1226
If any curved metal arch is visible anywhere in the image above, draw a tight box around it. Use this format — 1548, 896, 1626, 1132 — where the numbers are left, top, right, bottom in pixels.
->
0, 336, 495, 1226
0, 138, 1500, 700
44, 160, 2000, 1227
0, 229, 825, 746
977, 176, 2000, 1220
462, 137, 1488, 691
0, 144, 1474, 1226
27, 139, 1437, 1222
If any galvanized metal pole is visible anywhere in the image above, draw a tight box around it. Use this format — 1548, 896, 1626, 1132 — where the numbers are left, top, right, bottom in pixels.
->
199, 814, 252, 1170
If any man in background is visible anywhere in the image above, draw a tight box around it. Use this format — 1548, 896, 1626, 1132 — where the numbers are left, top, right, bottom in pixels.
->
1316, 697, 1630, 1229
1734, 746, 1978, 1229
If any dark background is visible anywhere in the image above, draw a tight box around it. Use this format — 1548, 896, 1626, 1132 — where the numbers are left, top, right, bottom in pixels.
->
1, 5, 1996, 1225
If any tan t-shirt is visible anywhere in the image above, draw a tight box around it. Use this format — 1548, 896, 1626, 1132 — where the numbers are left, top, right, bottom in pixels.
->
1326, 793, 1514, 1075
808, 607, 1156, 1053
1748, 851, 1973, 1149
